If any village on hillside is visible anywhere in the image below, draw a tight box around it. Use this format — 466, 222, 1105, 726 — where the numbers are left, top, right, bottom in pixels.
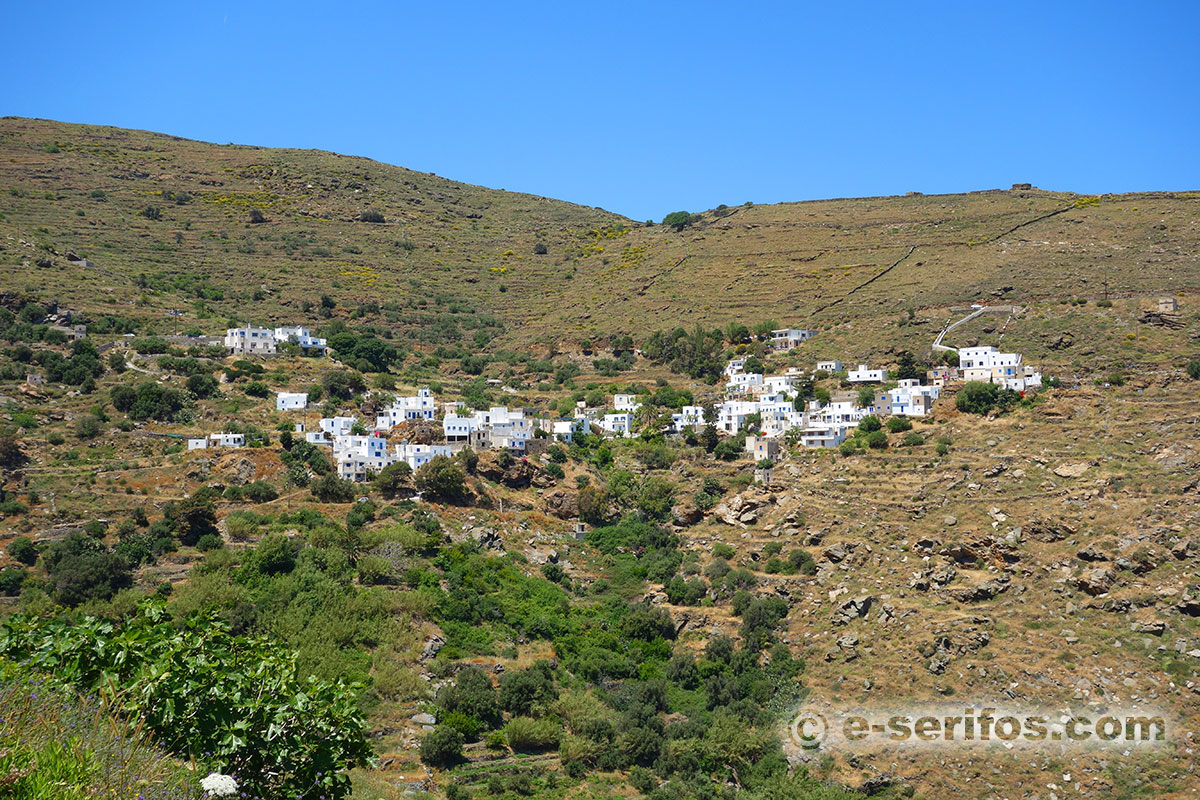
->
185, 322, 1044, 485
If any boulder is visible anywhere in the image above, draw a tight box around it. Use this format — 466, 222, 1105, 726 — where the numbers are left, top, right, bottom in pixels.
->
1054, 462, 1091, 479
1073, 567, 1116, 596
542, 489, 578, 520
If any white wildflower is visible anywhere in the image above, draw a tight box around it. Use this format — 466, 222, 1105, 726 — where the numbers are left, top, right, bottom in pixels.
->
200, 772, 239, 797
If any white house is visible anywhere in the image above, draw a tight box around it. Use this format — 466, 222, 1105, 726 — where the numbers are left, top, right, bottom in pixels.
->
208, 432, 245, 448
670, 405, 707, 431
376, 388, 437, 428
395, 443, 453, 472
878, 379, 941, 417
600, 412, 636, 437
816, 360, 843, 373
308, 416, 357, 444
724, 358, 747, 377
613, 394, 642, 412
958, 347, 1041, 391
187, 438, 207, 450
443, 414, 476, 442
334, 435, 391, 481
726, 372, 763, 394
847, 364, 886, 383
275, 392, 308, 411
273, 326, 328, 352
770, 328, 816, 351
224, 326, 276, 355
800, 423, 849, 449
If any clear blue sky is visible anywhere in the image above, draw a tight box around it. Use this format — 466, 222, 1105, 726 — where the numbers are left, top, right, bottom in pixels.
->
4, 2, 1198, 220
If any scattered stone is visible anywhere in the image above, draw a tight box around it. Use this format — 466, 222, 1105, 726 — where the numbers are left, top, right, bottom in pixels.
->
1054, 462, 1091, 479
1076, 545, 1108, 562
824, 543, 849, 563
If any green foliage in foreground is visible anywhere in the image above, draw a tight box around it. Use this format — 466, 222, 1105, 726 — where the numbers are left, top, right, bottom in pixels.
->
0, 602, 374, 800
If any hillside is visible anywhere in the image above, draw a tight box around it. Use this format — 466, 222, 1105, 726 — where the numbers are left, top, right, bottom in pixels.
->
2, 117, 1199, 354
3, 117, 1200, 800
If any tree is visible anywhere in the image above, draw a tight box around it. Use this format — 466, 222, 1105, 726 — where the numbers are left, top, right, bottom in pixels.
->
856, 386, 877, 408
8, 536, 38, 566
858, 415, 882, 433
661, 211, 693, 231
886, 416, 913, 433
415, 456, 466, 500
374, 461, 414, 498
1188, 360, 1200, 380
955, 381, 1015, 415
248, 208, 266, 224
168, 495, 219, 546
0, 436, 28, 468
420, 726, 464, 767
895, 350, 922, 380
499, 662, 558, 717
865, 430, 888, 449
311, 473, 356, 503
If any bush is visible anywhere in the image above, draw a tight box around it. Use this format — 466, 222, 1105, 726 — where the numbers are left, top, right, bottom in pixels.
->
713, 440, 741, 461
311, 473, 356, 503
8, 536, 38, 565
886, 416, 913, 433
1187, 360, 1200, 380
75, 414, 102, 439
788, 549, 816, 575
499, 662, 558, 717
0, 605, 373, 799
195, 533, 224, 552
865, 430, 888, 450
504, 716, 562, 753
0, 566, 26, 596
360, 210, 386, 223
902, 431, 924, 447
858, 415, 882, 433
955, 381, 1018, 415
186, 373, 219, 398
415, 456, 466, 500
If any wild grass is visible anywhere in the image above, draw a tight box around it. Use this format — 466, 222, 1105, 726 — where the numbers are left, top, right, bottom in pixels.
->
0, 669, 201, 799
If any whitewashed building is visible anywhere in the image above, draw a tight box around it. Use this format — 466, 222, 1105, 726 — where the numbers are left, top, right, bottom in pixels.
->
816, 360, 843, 373
847, 364, 886, 383
770, 328, 816, 350
274, 326, 328, 352
600, 412, 636, 437
395, 443, 453, 471
613, 394, 642, 412
275, 391, 308, 411
224, 326, 276, 355
958, 347, 1041, 391
376, 388, 438, 428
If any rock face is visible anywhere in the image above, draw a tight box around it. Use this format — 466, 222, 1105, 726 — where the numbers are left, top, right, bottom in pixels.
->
712, 488, 776, 528
542, 489, 578, 520
1073, 567, 1116, 596
952, 578, 1009, 603
671, 498, 703, 527
476, 451, 536, 488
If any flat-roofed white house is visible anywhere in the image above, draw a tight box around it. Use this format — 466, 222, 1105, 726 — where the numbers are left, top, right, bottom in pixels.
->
273, 326, 328, 352
224, 326, 276, 355
275, 391, 308, 411
770, 328, 816, 351
723, 358, 746, 377
726, 372, 763, 394
208, 432, 245, 448
847, 364, 886, 383
395, 443, 453, 472
875, 379, 941, 417
308, 416, 357, 444
816, 360, 843, 373
376, 388, 438, 428
613, 394, 642, 412
600, 412, 635, 437
958, 346, 1042, 391
187, 438, 208, 450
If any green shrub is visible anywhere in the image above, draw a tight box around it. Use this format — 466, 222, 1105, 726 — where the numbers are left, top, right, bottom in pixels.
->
886, 416, 913, 433
866, 430, 888, 449
0, 604, 373, 798
902, 431, 925, 447
8, 535, 38, 565
504, 716, 562, 753
1187, 360, 1200, 380
858, 415, 881, 433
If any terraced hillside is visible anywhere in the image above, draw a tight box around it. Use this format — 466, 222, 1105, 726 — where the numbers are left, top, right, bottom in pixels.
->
2, 118, 1198, 351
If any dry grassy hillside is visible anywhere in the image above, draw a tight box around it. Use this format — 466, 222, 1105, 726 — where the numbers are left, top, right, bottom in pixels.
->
2, 118, 1198, 352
